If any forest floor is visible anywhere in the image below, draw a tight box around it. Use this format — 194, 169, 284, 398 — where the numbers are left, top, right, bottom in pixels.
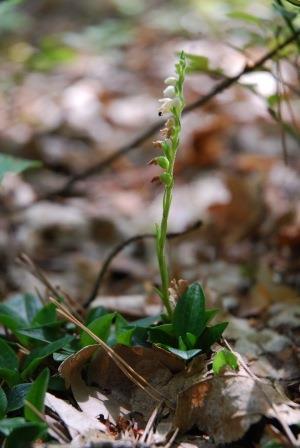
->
0, 1, 299, 447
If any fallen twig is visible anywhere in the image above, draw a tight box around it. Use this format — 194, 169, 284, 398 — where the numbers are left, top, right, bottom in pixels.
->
84, 220, 202, 308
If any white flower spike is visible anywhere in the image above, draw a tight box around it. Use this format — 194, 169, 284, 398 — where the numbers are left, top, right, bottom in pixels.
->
152, 51, 187, 318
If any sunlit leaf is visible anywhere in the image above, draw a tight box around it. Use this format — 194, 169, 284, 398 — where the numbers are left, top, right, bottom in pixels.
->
212, 349, 239, 375
80, 313, 115, 347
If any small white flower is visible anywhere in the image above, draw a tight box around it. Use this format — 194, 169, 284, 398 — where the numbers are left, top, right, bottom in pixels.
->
164, 76, 177, 86
158, 98, 173, 115
158, 97, 180, 115
163, 86, 176, 98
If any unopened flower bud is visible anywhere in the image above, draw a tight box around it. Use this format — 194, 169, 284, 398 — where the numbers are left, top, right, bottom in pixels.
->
156, 156, 169, 170
164, 76, 177, 86
161, 139, 171, 158
163, 86, 176, 98
160, 172, 172, 186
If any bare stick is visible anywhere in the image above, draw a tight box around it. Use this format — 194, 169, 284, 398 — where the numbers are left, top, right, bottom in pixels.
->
84, 220, 202, 308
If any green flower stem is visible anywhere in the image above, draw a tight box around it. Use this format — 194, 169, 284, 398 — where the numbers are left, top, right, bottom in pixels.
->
155, 52, 186, 320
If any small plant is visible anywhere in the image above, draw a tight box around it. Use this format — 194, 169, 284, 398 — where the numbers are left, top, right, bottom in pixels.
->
152, 51, 186, 319
147, 52, 234, 362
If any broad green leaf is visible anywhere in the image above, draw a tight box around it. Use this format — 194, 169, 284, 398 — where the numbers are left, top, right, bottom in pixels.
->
16, 324, 62, 344
131, 314, 161, 327
159, 345, 201, 361
0, 386, 7, 418
0, 417, 28, 436
204, 309, 219, 324
53, 348, 75, 362
185, 332, 197, 349
0, 417, 45, 444
32, 303, 57, 326
0, 368, 21, 387
22, 335, 73, 378
212, 349, 239, 375
24, 367, 49, 423
131, 326, 148, 346
0, 416, 46, 447
149, 324, 177, 346
48, 376, 66, 392
116, 327, 136, 346
178, 336, 187, 351
7, 383, 31, 412
4, 293, 42, 326
0, 338, 19, 371
110, 317, 148, 346
115, 313, 129, 332
86, 306, 109, 325
0, 154, 41, 182
80, 313, 115, 347
173, 283, 206, 338
0, 303, 27, 330
199, 322, 228, 351
5, 422, 47, 448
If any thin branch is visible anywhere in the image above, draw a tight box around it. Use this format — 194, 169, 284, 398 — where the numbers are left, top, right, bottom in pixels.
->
36, 29, 300, 199
84, 220, 202, 308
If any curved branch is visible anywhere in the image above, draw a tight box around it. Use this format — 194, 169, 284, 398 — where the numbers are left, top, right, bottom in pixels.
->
84, 220, 202, 308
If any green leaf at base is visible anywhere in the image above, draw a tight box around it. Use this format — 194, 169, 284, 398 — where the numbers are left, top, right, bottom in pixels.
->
80, 313, 115, 347
199, 322, 228, 351
212, 349, 239, 375
173, 283, 206, 338
24, 367, 49, 423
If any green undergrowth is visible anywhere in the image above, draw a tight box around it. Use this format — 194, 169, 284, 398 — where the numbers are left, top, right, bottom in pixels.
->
0, 284, 237, 446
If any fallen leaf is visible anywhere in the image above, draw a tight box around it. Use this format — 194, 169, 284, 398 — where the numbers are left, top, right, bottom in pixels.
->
45, 392, 107, 439
174, 366, 300, 444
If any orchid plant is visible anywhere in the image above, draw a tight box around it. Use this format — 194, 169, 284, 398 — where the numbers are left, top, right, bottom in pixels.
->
152, 51, 187, 320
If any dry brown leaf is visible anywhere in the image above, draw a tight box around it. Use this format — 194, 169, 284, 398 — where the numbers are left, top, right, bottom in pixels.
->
60, 344, 184, 425
174, 366, 300, 444
59, 344, 300, 445
45, 392, 107, 439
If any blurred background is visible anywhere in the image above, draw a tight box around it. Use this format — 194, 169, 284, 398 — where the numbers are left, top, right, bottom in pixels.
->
0, 0, 299, 319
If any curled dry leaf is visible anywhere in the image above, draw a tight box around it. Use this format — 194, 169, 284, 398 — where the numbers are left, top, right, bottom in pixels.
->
174, 365, 300, 444
59, 344, 300, 445
60, 344, 185, 425
45, 392, 107, 440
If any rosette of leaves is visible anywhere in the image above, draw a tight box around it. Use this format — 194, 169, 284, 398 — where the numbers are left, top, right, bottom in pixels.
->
148, 282, 228, 360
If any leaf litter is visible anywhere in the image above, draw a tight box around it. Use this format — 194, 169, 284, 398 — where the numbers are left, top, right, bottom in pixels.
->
56, 341, 300, 446
0, 2, 300, 447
